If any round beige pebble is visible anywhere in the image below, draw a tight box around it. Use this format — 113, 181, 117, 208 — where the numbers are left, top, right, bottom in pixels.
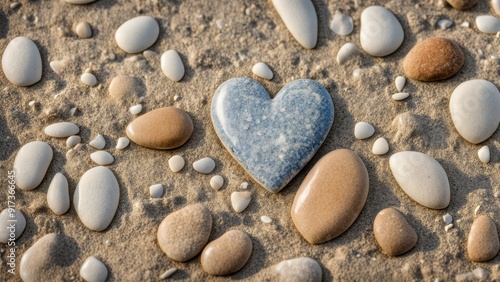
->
467, 215, 500, 262
373, 208, 418, 256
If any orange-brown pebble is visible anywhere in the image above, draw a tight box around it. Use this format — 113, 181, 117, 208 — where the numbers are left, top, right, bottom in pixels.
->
373, 208, 418, 256
446, 0, 477, 10
467, 215, 500, 262
126, 107, 194, 149
108, 75, 142, 105
201, 230, 252, 276
291, 149, 369, 244
403, 37, 464, 81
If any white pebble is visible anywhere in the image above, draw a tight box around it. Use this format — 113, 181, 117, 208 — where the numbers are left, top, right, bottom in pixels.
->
75, 21, 92, 38
80, 256, 108, 282
143, 50, 158, 57
443, 213, 453, 224
81, 73, 97, 87
0, 209, 26, 243
271, 0, 318, 49
445, 223, 454, 232
360, 6, 404, 57
330, 10, 353, 35
392, 92, 410, 101
90, 151, 114, 165
475, 15, 500, 34
2, 36, 42, 86
261, 215, 272, 224
437, 19, 453, 30
89, 134, 106, 149
372, 137, 389, 155
129, 104, 143, 115
460, 21, 470, 28
395, 76, 406, 91
160, 268, 177, 279
473, 267, 489, 279
193, 157, 216, 174
47, 173, 70, 215
28, 100, 36, 107
173, 95, 181, 101
50, 60, 66, 74
115, 16, 159, 53
352, 68, 361, 79
240, 182, 249, 189
45, 122, 79, 138
161, 50, 185, 82
252, 62, 274, 80
210, 175, 224, 191
354, 122, 375, 139
493, 0, 500, 16
216, 19, 225, 30
474, 205, 481, 215
168, 155, 185, 172
115, 137, 130, 150
149, 184, 164, 198
478, 146, 490, 163
336, 42, 358, 65
10, 2, 21, 9
231, 191, 252, 213
66, 135, 81, 148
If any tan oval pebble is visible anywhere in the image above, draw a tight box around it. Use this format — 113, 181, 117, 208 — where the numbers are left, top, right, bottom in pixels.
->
446, 0, 477, 10
291, 149, 369, 244
126, 107, 193, 149
75, 21, 92, 38
108, 75, 142, 105
157, 204, 212, 262
467, 215, 500, 262
373, 208, 418, 256
201, 230, 252, 276
403, 37, 464, 81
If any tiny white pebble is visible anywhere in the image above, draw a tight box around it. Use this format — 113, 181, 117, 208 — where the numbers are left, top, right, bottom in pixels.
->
372, 137, 389, 155
474, 205, 480, 215
353, 68, 361, 79
115, 137, 130, 150
168, 155, 185, 173
149, 184, 164, 198
336, 42, 359, 65
143, 50, 158, 57
445, 223, 454, 232
395, 76, 406, 91
173, 95, 181, 101
478, 146, 490, 163
129, 104, 143, 115
240, 182, 249, 189
138, 96, 145, 102
210, 175, 224, 191
443, 213, 453, 224
28, 100, 36, 107
260, 215, 272, 223
216, 19, 225, 29
10, 2, 21, 9
437, 19, 452, 30
89, 134, 106, 149
193, 157, 216, 174
392, 92, 410, 101
252, 62, 273, 80
354, 122, 375, 139
66, 135, 81, 148
160, 268, 177, 279
460, 21, 470, 28
81, 73, 97, 87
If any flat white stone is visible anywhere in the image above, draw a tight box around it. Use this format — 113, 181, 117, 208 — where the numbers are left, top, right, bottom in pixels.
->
129, 104, 143, 115
240, 182, 249, 189
160, 268, 177, 279
478, 146, 490, 163
449, 79, 500, 144
14, 141, 53, 190
115, 137, 130, 150
330, 10, 353, 36
193, 157, 215, 174
460, 21, 470, 28
231, 191, 252, 212
272, 257, 322, 282
81, 73, 97, 87
272, 0, 318, 49
168, 155, 185, 172
2, 36, 42, 86
76, 21, 92, 38
210, 175, 224, 191
80, 256, 108, 282
143, 50, 158, 57
74, 166, 120, 231
493, 0, 500, 16
443, 213, 453, 224
395, 76, 406, 91
89, 134, 106, 149
115, 16, 159, 53
50, 60, 66, 74
261, 215, 272, 223
64, 0, 98, 4
392, 92, 410, 101
475, 15, 500, 34
66, 135, 81, 148
0, 208, 26, 243
360, 6, 404, 57
389, 151, 450, 209
437, 19, 453, 30
149, 184, 164, 198
44, 122, 79, 138
216, 19, 225, 30
47, 173, 70, 215
336, 42, 358, 65
252, 62, 274, 80
161, 50, 185, 82
90, 151, 114, 166
372, 137, 389, 155
354, 122, 375, 139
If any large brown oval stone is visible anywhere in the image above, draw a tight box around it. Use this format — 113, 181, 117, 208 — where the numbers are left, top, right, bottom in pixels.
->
373, 208, 418, 256
126, 107, 194, 149
403, 37, 464, 81
291, 149, 369, 244
467, 215, 500, 262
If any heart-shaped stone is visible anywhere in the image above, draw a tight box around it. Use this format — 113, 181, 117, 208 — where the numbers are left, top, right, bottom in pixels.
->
211, 78, 334, 193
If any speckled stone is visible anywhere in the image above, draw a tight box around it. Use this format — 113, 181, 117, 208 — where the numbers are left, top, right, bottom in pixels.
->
201, 230, 252, 276
373, 208, 418, 256
270, 257, 322, 282
157, 204, 212, 262
403, 37, 464, 81
211, 78, 334, 193
467, 215, 500, 262
291, 149, 369, 244
446, 0, 477, 10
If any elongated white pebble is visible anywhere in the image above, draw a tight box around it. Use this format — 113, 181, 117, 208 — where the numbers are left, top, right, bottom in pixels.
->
0, 209, 26, 243
2, 36, 42, 86
129, 104, 143, 115
493, 0, 500, 16
372, 137, 389, 155
161, 50, 185, 82
252, 62, 274, 80
80, 256, 108, 282
89, 134, 105, 149
90, 151, 114, 165
115, 16, 159, 53
337, 43, 358, 65
272, 0, 318, 49
392, 92, 410, 101
47, 173, 70, 215
261, 215, 272, 224
395, 76, 406, 91
168, 155, 185, 172
354, 122, 375, 139
160, 268, 177, 279
50, 60, 66, 74
66, 135, 81, 148
475, 15, 500, 34
478, 146, 490, 163
115, 137, 130, 150
443, 213, 453, 224
330, 10, 353, 36
193, 157, 215, 174
210, 175, 224, 191
45, 122, 79, 138
81, 73, 97, 86
150, 184, 164, 198
231, 191, 252, 212
75, 21, 92, 38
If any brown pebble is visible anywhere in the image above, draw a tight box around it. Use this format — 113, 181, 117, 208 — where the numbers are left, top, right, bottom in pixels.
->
403, 37, 464, 81
201, 230, 252, 276
126, 107, 194, 149
446, 0, 477, 10
291, 149, 369, 244
108, 75, 142, 105
373, 208, 418, 256
467, 215, 500, 262
157, 204, 212, 262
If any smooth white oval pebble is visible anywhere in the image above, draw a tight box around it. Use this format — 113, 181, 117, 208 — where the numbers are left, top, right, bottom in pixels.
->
168, 155, 185, 172
252, 62, 274, 80
372, 137, 389, 155
47, 173, 70, 215
443, 213, 453, 224
115, 16, 159, 53
161, 50, 185, 82
160, 268, 177, 279
64, 0, 97, 4
129, 104, 143, 115
0, 208, 26, 243
149, 184, 164, 198
66, 135, 81, 148
210, 175, 224, 191
272, 0, 318, 49
14, 141, 53, 190
392, 92, 410, 101
115, 137, 130, 150
90, 134, 106, 149
193, 157, 216, 174
76, 21, 92, 38
50, 60, 66, 74
80, 256, 108, 282
330, 10, 353, 35
261, 215, 272, 224
493, 0, 500, 16
81, 73, 97, 87
475, 15, 500, 34
337, 42, 358, 65
354, 122, 375, 139
360, 6, 404, 57
395, 76, 406, 91
90, 151, 114, 166
2, 36, 42, 86
231, 191, 252, 213
44, 122, 79, 138
74, 166, 120, 231
478, 146, 490, 163
389, 151, 450, 209
449, 79, 500, 144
